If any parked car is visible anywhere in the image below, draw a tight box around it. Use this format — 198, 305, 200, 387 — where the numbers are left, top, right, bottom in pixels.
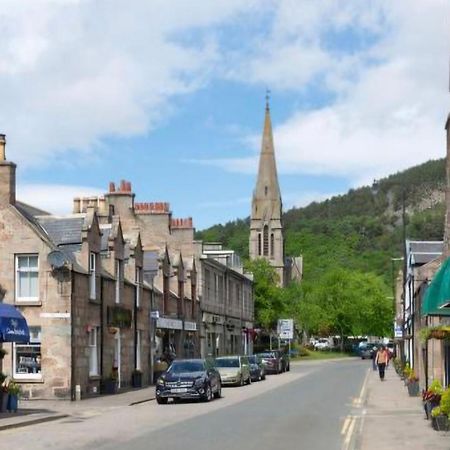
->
360, 344, 378, 360
215, 355, 251, 386
314, 338, 330, 350
248, 355, 266, 381
155, 359, 221, 404
256, 350, 289, 374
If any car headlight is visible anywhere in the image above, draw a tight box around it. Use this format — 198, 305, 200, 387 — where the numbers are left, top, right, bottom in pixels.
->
195, 377, 205, 387
156, 378, 165, 386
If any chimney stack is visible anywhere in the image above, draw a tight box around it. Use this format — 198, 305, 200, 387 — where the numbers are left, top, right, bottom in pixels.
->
0, 134, 16, 207
0, 134, 5, 161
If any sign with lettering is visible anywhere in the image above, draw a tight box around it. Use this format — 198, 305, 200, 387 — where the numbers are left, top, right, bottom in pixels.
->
184, 321, 197, 331
278, 319, 294, 340
156, 317, 183, 330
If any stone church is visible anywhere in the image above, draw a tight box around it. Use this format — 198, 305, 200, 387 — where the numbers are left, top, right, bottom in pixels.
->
249, 100, 302, 287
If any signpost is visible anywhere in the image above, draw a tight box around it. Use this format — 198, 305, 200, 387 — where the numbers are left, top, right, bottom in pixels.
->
277, 319, 294, 355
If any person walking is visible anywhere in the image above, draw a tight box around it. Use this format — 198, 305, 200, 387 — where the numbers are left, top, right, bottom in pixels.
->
375, 345, 389, 381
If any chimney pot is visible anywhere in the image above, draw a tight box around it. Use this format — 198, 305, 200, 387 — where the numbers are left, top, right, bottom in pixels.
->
109, 182, 116, 193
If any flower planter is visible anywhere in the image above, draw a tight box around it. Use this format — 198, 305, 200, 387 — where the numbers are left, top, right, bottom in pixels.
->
432, 415, 450, 431
407, 381, 420, 397
131, 371, 142, 388
7, 394, 18, 412
425, 399, 440, 420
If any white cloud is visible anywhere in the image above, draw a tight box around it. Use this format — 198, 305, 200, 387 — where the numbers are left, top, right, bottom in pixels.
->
213, 0, 450, 184
0, 0, 256, 167
17, 183, 103, 215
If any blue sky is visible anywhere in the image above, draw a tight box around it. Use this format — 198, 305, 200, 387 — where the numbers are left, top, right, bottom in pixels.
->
1, 0, 449, 229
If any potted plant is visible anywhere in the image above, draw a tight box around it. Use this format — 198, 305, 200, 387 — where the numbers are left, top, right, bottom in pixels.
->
431, 387, 450, 431
103, 368, 119, 394
423, 380, 443, 419
406, 370, 420, 397
6, 381, 20, 412
402, 363, 411, 383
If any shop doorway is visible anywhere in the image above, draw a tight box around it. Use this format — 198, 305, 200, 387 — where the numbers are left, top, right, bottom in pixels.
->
444, 341, 450, 388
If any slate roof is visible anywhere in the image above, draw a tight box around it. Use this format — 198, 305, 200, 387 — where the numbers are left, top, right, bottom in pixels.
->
36, 217, 84, 246
408, 241, 443, 266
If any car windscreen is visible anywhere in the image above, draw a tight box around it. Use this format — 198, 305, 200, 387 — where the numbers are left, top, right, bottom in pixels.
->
258, 352, 275, 358
168, 361, 205, 373
215, 358, 240, 368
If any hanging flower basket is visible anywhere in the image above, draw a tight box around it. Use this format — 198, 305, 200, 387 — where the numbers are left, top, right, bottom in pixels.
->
420, 326, 450, 342
429, 329, 449, 339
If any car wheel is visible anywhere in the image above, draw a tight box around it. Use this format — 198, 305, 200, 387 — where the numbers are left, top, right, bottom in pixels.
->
156, 397, 168, 405
278, 363, 282, 374
214, 383, 222, 399
239, 375, 244, 387
203, 384, 212, 402
286, 364, 290, 372
247, 375, 252, 385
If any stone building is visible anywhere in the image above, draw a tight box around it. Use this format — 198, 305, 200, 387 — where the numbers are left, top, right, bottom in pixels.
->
0, 137, 151, 399
249, 101, 302, 287
73, 182, 200, 361
198, 243, 254, 358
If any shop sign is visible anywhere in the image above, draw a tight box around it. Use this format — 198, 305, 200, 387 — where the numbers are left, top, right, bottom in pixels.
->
184, 321, 197, 331
202, 313, 224, 325
107, 306, 132, 328
157, 317, 183, 330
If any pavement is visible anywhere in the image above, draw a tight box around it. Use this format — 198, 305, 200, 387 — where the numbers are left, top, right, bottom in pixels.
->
0, 385, 156, 431
357, 364, 449, 450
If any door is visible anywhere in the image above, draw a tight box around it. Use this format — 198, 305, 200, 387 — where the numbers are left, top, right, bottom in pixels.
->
114, 331, 121, 388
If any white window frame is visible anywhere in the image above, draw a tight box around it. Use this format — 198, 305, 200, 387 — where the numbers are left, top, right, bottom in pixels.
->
89, 252, 97, 300
135, 267, 142, 308
13, 326, 42, 380
115, 260, 122, 304
15, 254, 39, 302
88, 327, 100, 376
136, 330, 142, 371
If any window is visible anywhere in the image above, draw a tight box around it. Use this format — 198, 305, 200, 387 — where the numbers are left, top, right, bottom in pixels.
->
258, 233, 262, 256
89, 327, 100, 376
136, 330, 142, 371
14, 326, 42, 379
135, 267, 142, 308
115, 260, 122, 304
270, 233, 274, 259
89, 252, 96, 300
263, 225, 269, 256
16, 255, 39, 301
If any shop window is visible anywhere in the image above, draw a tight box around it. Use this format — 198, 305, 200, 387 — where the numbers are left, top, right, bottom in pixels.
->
89, 252, 97, 300
15, 255, 39, 302
89, 327, 100, 376
14, 326, 42, 379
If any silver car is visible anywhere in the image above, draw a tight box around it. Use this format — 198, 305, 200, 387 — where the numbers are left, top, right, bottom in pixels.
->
215, 356, 251, 386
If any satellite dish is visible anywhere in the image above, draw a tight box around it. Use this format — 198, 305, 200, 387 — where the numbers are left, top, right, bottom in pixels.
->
47, 250, 68, 269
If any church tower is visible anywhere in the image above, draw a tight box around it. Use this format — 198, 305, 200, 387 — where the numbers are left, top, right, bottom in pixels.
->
249, 98, 285, 285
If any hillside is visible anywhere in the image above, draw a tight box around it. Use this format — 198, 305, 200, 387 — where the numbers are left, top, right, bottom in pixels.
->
196, 158, 446, 284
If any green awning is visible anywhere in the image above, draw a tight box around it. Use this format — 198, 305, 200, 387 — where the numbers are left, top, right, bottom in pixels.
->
422, 257, 450, 316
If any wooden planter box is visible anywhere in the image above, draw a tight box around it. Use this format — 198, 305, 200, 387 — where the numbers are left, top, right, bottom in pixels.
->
432, 415, 450, 431
407, 381, 420, 397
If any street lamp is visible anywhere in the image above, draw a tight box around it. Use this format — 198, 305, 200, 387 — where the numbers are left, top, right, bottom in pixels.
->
372, 179, 408, 363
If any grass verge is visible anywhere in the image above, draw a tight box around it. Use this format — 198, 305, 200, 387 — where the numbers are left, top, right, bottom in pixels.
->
292, 350, 352, 361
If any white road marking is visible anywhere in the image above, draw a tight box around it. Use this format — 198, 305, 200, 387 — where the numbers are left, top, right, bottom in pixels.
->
341, 416, 351, 435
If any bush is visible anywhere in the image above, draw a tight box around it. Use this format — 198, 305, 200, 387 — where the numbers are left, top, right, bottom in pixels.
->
439, 387, 450, 417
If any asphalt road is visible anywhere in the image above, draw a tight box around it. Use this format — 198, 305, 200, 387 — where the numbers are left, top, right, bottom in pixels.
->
109, 358, 367, 450
0, 358, 368, 450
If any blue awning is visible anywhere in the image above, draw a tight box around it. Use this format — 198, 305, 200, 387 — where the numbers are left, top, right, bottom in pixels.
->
0, 303, 30, 343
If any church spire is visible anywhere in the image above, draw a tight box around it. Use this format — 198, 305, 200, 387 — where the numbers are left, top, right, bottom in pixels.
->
253, 94, 282, 219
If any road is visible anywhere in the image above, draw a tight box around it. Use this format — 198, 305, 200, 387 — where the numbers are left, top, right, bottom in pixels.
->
1, 358, 368, 450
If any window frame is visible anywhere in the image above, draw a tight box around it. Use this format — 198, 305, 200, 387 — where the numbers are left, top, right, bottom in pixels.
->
13, 326, 42, 380
88, 327, 100, 377
89, 252, 97, 301
115, 259, 122, 304
15, 254, 39, 303
135, 267, 142, 308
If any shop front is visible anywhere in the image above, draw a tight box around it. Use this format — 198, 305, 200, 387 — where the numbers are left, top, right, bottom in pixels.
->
155, 317, 183, 360
202, 313, 225, 358
183, 321, 198, 358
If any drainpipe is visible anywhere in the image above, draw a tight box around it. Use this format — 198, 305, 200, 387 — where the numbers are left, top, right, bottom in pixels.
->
70, 271, 76, 401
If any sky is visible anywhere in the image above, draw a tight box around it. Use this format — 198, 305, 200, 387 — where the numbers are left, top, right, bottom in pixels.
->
1, 0, 449, 229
